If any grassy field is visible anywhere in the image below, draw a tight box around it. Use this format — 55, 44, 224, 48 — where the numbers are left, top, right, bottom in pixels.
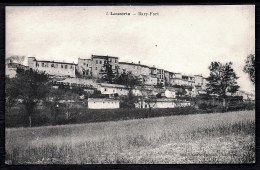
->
5, 110, 255, 164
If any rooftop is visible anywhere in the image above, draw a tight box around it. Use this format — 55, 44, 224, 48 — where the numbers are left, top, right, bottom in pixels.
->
88, 98, 119, 102
35, 60, 77, 65
99, 83, 127, 88
119, 62, 149, 68
92, 55, 118, 59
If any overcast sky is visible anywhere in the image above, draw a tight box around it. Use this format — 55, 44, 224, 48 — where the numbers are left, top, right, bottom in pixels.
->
6, 6, 255, 93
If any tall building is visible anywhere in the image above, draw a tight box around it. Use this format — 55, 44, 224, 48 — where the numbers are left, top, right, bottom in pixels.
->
157, 68, 165, 86
77, 58, 92, 76
77, 55, 119, 78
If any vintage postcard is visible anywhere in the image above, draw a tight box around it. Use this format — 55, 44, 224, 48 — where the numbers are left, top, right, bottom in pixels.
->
5, 5, 255, 164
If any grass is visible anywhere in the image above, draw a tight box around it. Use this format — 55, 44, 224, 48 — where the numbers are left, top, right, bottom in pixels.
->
5, 110, 255, 164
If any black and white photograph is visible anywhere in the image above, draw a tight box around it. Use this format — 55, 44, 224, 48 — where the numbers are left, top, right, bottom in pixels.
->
5, 5, 255, 164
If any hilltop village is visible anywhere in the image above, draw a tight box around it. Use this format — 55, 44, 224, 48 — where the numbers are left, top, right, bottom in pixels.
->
6, 55, 254, 109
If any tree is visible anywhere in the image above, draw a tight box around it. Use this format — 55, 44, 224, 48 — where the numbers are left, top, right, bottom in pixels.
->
176, 87, 187, 97
15, 67, 50, 127
62, 90, 79, 120
100, 58, 116, 83
5, 76, 19, 113
119, 90, 138, 108
206, 61, 239, 111
243, 54, 255, 85
144, 93, 157, 117
45, 88, 64, 124
6, 55, 25, 64
118, 71, 141, 90
117, 71, 141, 107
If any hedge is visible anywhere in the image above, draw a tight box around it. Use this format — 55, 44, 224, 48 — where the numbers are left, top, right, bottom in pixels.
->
6, 102, 255, 128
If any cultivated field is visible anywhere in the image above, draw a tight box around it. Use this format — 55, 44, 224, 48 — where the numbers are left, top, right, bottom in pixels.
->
5, 110, 255, 164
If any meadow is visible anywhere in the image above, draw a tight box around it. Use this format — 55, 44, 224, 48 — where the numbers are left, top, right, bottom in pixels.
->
5, 110, 255, 164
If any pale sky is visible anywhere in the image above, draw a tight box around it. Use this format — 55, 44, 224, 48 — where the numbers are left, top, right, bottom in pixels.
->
6, 6, 255, 93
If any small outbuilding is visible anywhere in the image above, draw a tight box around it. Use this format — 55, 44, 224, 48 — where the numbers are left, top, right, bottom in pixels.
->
88, 98, 120, 109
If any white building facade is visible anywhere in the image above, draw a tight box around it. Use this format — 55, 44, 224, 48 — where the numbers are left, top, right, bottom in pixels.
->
88, 98, 120, 109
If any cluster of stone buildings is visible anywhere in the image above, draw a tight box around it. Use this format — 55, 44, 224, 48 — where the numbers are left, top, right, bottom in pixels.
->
14, 55, 210, 109
27, 55, 208, 89
11, 54, 255, 110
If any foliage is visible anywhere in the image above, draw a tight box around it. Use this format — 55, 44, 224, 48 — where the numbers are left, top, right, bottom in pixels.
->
5, 76, 20, 113
176, 86, 187, 97
243, 54, 255, 84
206, 61, 239, 109
6, 55, 25, 64
144, 95, 157, 115
13, 67, 50, 127
99, 58, 120, 83
119, 90, 138, 108
117, 71, 141, 89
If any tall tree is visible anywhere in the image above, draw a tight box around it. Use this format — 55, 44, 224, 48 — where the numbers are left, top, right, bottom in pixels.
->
206, 61, 239, 111
243, 54, 255, 85
117, 70, 141, 107
100, 58, 115, 83
15, 67, 50, 127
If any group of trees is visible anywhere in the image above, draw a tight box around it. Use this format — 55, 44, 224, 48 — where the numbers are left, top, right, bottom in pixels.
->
205, 54, 255, 111
6, 67, 50, 127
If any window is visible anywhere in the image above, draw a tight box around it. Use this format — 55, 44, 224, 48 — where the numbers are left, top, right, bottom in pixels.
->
42, 63, 44, 67
104, 88, 107, 91
96, 60, 98, 64
36, 62, 39, 67
65, 65, 67, 69
71, 65, 73, 69
95, 67, 97, 70
51, 64, 54, 68
109, 58, 112, 62
100, 60, 102, 64
83, 63, 85, 65
61, 65, 63, 68
87, 64, 88, 67
115, 59, 117, 63
46, 63, 48, 67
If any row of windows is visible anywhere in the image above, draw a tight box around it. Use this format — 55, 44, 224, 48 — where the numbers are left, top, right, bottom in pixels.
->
36, 62, 74, 69
94, 59, 118, 65
93, 101, 117, 104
